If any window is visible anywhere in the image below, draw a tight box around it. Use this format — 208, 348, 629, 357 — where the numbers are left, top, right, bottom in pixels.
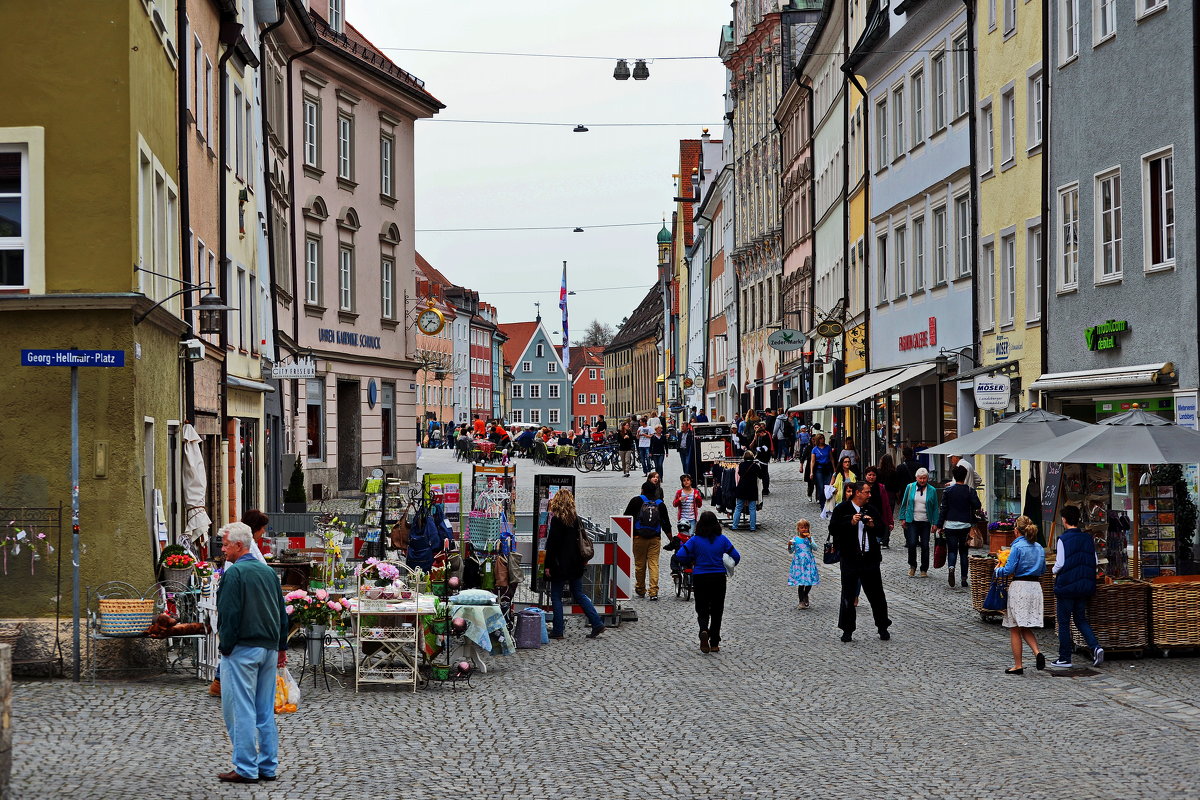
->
380, 134, 393, 197
876, 233, 889, 303
892, 86, 905, 158
1004, 0, 1017, 33
547, 362, 558, 374
1001, 233, 1016, 325
328, 0, 343, 33
548, 409, 560, 424
521, 361, 531, 373
303, 99, 319, 167
895, 226, 907, 297
578, 393, 586, 404
913, 216, 926, 291
981, 102, 995, 173
1057, 184, 1080, 289
535, 343, 544, 357
588, 368, 597, 380
1026, 224, 1043, 320
931, 52, 947, 130
529, 409, 541, 424
955, 194, 971, 277
981, 243, 996, 330
1095, 0, 1116, 42
306, 378, 325, 460
989, 0, 997, 28
933, 205, 949, 284
1096, 169, 1122, 280
237, 267, 248, 348
233, 85, 244, 176
381, 383, 395, 459
511, 409, 524, 423
1001, 89, 1016, 164
1061, 0, 1080, 60
1027, 71, 1043, 148
911, 69, 925, 145
1145, 149, 1175, 269
338, 245, 354, 310
953, 34, 969, 118
1139, 0, 1167, 15
380, 257, 394, 319
529, 384, 541, 399
337, 114, 352, 180
589, 393, 598, 404
512, 384, 523, 398
191, 37, 202, 121
0, 149, 27, 288
303, 237, 321, 303
548, 384, 560, 399
876, 98, 888, 170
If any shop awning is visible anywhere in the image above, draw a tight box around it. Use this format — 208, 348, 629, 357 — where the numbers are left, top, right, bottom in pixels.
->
1028, 362, 1176, 393
830, 362, 938, 407
227, 375, 277, 393
789, 367, 905, 411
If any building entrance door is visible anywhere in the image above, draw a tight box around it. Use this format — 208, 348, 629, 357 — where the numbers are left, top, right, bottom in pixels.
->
337, 381, 361, 491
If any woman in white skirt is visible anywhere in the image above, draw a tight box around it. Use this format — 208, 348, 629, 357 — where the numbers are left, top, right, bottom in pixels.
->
993, 516, 1048, 675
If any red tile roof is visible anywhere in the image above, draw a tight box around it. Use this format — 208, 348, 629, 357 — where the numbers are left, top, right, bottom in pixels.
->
415, 251, 455, 290
497, 321, 539, 368
569, 345, 605, 376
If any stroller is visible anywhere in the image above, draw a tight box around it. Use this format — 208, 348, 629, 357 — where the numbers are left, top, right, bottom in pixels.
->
665, 523, 694, 601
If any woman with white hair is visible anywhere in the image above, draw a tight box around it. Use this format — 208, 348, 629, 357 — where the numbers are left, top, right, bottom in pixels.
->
896, 467, 941, 577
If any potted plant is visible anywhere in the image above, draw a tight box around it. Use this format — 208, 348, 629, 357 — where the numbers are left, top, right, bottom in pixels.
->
283, 459, 307, 513
284, 588, 351, 665
163, 551, 197, 586
356, 557, 401, 592
194, 561, 216, 597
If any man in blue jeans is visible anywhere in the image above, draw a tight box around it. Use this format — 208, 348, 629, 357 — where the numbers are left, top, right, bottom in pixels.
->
216, 522, 290, 783
1051, 505, 1103, 669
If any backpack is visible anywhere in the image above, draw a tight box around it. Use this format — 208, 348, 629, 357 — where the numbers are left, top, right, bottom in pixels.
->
634, 495, 662, 538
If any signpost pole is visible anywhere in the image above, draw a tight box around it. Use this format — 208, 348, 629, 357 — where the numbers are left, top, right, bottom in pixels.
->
70, 364, 81, 681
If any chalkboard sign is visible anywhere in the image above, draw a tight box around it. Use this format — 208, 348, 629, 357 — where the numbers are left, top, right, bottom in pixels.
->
1041, 462, 1064, 530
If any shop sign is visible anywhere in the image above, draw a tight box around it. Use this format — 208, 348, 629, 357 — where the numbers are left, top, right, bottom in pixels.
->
269, 356, 317, 379
767, 329, 807, 352
973, 375, 1011, 410
1084, 319, 1129, 351
317, 328, 383, 350
994, 335, 1010, 361
898, 317, 938, 352
1176, 393, 1198, 431
1095, 397, 1173, 418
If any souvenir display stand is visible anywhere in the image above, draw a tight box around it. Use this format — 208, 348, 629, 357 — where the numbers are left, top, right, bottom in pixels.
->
353, 564, 431, 692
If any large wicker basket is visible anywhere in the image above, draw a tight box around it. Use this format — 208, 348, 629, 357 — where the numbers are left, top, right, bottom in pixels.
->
99, 598, 156, 637
969, 555, 1056, 621
1150, 580, 1200, 649
1072, 580, 1150, 652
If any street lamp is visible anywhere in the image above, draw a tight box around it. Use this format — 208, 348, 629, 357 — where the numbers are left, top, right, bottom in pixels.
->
632, 59, 650, 80
187, 293, 236, 336
613, 59, 631, 80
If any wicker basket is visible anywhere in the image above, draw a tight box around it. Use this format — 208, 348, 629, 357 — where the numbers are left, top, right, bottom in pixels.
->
1150, 580, 1200, 649
0, 622, 23, 646
1072, 580, 1150, 651
970, 556, 1056, 620
99, 598, 156, 637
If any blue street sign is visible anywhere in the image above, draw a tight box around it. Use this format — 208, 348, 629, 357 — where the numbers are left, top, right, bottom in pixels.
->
21, 349, 126, 367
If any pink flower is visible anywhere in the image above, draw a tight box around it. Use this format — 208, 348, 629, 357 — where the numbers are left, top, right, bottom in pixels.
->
315, 588, 329, 601
284, 590, 305, 601
326, 600, 340, 610
340, 598, 352, 608
285, 605, 295, 615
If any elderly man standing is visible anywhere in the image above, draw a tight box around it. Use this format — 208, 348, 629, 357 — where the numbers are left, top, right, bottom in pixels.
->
216, 522, 289, 784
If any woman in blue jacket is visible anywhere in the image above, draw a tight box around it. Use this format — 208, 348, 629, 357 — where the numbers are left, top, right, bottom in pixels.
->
993, 515, 1047, 674
677, 511, 741, 653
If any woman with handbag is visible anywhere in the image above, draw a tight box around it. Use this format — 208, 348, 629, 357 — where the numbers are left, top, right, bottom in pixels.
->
809, 434, 833, 508
993, 515, 1047, 674
675, 511, 741, 653
938, 464, 980, 588
542, 489, 605, 640
825, 456, 857, 517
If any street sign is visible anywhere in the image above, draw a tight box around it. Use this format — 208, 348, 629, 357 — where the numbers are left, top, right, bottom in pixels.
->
21, 349, 125, 367
767, 329, 806, 352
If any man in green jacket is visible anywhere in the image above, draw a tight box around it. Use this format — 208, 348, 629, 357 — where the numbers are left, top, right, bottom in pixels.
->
216, 522, 289, 784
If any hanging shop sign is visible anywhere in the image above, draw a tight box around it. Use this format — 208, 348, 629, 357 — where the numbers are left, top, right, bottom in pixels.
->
898, 317, 938, 352
269, 356, 317, 379
317, 328, 383, 350
1084, 319, 1129, 351
973, 374, 1012, 410
767, 329, 807, 352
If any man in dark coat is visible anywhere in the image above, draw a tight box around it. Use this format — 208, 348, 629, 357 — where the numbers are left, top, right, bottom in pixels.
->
830, 482, 892, 642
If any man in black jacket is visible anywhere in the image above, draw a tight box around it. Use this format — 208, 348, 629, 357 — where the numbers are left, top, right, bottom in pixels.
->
830, 482, 892, 642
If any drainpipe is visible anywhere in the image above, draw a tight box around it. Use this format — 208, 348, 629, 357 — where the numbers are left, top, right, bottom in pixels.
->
177, 0, 196, 423
1192, 1, 1199, 399
1039, 0, 1050, 409
844, 68, 869, 446
259, 2, 285, 356
963, 0, 981, 379
218, 20, 243, 432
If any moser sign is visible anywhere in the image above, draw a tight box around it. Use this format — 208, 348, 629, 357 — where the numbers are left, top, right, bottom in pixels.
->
974, 375, 1012, 410
269, 356, 317, 379
1084, 320, 1129, 351
767, 329, 807, 352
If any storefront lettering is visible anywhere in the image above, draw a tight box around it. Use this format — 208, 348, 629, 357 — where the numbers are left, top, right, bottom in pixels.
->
1084, 319, 1129, 351
318, 328, 383, 350
898, 317, 938, 352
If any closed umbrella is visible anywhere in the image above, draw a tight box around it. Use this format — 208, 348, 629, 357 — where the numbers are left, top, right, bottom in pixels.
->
920, 408, 1090, 456
181, 424, 213, 542
1005, 408, 1200, 464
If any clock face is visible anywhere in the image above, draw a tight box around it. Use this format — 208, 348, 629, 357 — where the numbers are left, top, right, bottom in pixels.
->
417, 309, 445, 335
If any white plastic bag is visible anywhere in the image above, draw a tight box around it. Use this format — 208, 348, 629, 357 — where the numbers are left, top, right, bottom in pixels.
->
274, 667, 301, 714
723, 552, 737, 578
824, 484, 837, 501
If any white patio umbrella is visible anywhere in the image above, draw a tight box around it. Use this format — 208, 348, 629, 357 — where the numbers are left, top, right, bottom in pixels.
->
181, 423, 213, 542
1004, 407, 1200, 464
921, 407, 1091, 456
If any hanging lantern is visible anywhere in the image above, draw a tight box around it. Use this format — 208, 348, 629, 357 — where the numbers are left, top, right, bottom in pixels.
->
632, 59, 649, 80
613, 59, 630, 80
186, 292, 236, 336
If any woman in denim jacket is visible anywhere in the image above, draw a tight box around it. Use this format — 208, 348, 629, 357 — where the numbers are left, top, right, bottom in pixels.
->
993, 515, 1047, 674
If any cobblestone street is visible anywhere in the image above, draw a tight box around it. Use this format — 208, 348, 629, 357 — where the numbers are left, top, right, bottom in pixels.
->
13, 450, 1200, 799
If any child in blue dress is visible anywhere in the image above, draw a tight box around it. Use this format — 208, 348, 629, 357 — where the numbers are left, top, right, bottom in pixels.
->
788, 519, 820, 608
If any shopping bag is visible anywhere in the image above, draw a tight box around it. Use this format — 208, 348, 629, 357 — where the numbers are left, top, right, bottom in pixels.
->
933, 535, 947, 569
274, 667, 300, 714
982, 578, 1008, 612
723, 552, 737, 578
824, 484, 837, 501
822, 534, 840, 565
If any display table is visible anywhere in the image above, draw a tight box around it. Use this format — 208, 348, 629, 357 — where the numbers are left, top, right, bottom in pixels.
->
350, 595, 437, 692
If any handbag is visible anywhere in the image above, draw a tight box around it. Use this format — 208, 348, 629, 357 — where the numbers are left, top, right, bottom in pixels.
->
505, 551, 524, 585
723, 552, 737, 578
822, 534, 840, 564
577, 520, 595, 561
933, 535, 947, 569
982, 576, 1008, 611
493, 545, 509, 590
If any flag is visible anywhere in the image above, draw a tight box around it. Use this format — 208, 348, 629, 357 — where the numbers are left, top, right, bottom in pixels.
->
559, 261, 569, 372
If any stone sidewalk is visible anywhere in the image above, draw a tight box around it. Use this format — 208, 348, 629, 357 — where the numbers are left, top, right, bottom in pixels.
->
12, 451, 1200, 799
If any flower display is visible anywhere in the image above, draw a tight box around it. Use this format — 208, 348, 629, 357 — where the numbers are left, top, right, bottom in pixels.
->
356, 557, 400, 585
194, 561, 215, 580
163, 552, 197, 569
284, 589, 351, 625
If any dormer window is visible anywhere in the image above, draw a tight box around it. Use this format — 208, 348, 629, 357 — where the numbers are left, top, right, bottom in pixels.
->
535, 343, 544, 357
329, 0, 343, 33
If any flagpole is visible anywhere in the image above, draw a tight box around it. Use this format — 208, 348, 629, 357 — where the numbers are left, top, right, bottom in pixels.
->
560, 261, 570, 428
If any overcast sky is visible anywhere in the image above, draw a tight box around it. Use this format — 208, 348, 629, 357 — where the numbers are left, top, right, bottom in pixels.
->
355, 0, 731, 335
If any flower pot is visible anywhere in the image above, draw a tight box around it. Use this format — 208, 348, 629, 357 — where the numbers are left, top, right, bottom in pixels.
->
430, 581, 446, 596
430, 618, 449, 635
164, 568, 193, 586
199, 579, 213, 598
374, 578, 392, 588
304, 624, 327, 666
430, 662, 453, 681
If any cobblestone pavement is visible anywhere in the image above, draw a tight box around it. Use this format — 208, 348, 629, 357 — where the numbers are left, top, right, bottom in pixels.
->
13, 449, 1200, 799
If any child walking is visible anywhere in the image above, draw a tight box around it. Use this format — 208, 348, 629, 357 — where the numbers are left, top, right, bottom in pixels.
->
788, 519, 820, 608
